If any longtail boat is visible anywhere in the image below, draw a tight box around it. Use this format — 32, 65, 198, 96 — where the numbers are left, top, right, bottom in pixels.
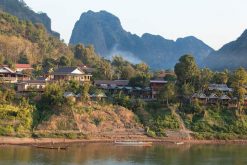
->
33, 145, 68, 150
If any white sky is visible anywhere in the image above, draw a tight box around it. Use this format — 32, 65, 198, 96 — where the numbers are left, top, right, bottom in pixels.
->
24, 0, 247, 50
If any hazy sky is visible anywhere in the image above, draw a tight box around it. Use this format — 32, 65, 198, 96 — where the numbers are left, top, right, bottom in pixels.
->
24, 0, 247, 50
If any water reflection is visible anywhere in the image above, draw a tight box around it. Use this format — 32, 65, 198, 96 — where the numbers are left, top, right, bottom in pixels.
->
0, 143, 247, 165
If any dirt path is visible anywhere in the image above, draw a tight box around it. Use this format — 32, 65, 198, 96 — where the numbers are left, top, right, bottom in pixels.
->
169, 108, 193, 140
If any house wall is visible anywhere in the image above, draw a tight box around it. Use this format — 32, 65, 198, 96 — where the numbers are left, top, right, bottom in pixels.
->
0, 73, 18, 83
150, 83, 166, 99
54, 75, 91, 82
17, 83, 46, 92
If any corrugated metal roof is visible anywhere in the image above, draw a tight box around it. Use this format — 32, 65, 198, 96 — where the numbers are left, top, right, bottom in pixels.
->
15, 64, 33, 69
52, 67, 85, 75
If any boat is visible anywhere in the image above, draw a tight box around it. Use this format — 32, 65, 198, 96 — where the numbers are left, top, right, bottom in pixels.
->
174, 142, 184, 145
33, 145, 68, 150
114, 141, 152, 146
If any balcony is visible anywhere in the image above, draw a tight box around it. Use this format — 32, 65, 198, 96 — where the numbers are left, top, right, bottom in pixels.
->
0, 77, 18, 83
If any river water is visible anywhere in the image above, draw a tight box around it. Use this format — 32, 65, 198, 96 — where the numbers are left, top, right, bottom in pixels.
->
0, 143, 247, 165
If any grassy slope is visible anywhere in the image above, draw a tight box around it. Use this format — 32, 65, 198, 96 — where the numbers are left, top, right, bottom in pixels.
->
34, 102, 143, 138
181, 105, 247, 139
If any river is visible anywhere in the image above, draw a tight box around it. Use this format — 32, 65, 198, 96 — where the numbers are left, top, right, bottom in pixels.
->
0, 143, 247, 165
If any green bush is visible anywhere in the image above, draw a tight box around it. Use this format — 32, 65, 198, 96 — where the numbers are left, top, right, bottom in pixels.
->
146, 128, 156, 138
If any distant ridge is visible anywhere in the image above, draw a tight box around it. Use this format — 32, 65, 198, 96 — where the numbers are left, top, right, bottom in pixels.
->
204, 29, 247, 70
70, 10, 214, 69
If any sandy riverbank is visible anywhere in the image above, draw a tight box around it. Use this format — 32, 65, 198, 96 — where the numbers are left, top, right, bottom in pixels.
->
2, 137, 247, 145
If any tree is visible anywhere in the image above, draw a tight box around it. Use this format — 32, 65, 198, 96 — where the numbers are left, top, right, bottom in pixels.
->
231, 67, 247, 113
212, 71, 229, 84
121, 65, 136, 79
112, 56, 129, 79
158, 82, 176, 106
74, 44, 96, 65
174, 55, 199, 86
178, 83, 194, 106
74, 44, 85, 60
199, 68, 213, 91
4, 58, 14, 69
80, 83, 91, 101
42, 58, 57, 70
0, 54, 3, 65
113, 92, 131, 109
58, 56, 71, 66
100, 60, 114, 80
175, 55, 199, 102
164, 74, 177, 82
112, 56, 127, 67
18, 52, 29, 64
41, 83, 64, 107
66, 80, 81, 94
129, 74, 150, 88
136, 62, 149, 75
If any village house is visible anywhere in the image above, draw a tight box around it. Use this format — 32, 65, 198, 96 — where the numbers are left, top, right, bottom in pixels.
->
219, 95, 231, 105
17, 80, 49, 92
208, 93, 219, 104
94, 80, 152, 100
79, 65, 95, 75
89, 92, 107, 101
51, 67, 92, 83
15, 64, 33, 72
95, 79, 169, 100
208, 84, 233, 93
191, 93, 208, 104
150, 80, 168, 99
94, 80, 129, 89
190, 91, 238, 107
0, 66, 30, 83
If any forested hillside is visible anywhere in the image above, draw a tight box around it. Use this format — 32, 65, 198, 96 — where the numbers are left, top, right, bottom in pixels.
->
0, 0, 60, 38
0, 11, 72, 65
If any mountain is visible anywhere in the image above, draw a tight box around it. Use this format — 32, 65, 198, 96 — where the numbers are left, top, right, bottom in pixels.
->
0, 0, 60, 38
70, 10, 213, 69
204, 30, 247, 70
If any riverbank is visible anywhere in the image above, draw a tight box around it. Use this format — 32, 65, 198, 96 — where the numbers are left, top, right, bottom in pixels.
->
2, 136, 247, 145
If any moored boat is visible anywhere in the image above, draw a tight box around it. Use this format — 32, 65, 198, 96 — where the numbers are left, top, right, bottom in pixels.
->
114, 141, 152, 146
33, 145, 68, 150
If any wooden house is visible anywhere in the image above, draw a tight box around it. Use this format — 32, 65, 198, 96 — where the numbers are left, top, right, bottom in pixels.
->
150, 80, 168, 99
17, 80, 50, 93
0, 66, 30, 83
51, 67, 92, 83
191, 93, 208, 104
89, 92, 107, 101
208, 93, 219, 104
219, 95, 231, 105
17, 80, 48, 92
208, 84, 233, 93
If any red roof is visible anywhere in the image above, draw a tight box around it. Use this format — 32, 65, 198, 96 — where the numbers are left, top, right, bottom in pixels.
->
15, 64, 33, 69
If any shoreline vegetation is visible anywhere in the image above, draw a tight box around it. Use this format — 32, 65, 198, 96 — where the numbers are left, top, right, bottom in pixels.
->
3, 137, 247, 145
